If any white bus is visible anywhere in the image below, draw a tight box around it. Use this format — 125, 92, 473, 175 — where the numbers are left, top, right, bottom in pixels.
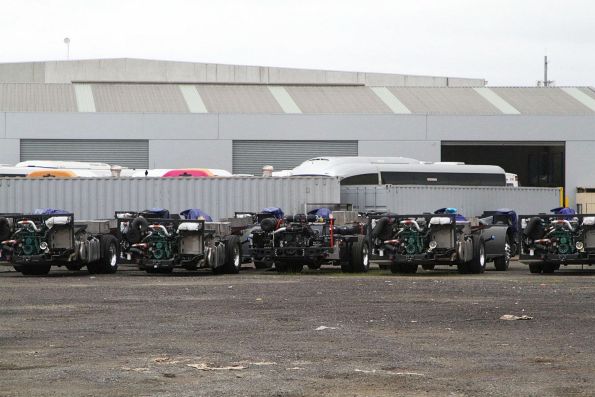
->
289, 157, 508, 186
0, 161, 125, 177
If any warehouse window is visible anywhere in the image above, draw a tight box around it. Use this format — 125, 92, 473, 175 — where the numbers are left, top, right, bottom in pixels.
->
381, 172, 506, 186
341, 173, 379, 185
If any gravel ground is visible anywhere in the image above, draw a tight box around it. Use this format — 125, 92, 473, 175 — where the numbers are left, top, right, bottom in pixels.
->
0, 261, 594, 397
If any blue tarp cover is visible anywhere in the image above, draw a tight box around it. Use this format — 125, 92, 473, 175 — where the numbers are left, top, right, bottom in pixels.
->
551, 207, 576, 215
434, 207, 467, 222
261, 207, 284, 219
494, 208, 518, 232
180, 209, 213, 222
142, 208, 170, 218
551, 207, 576, 220
33, 209, 70, 215
308, 208, 332, 219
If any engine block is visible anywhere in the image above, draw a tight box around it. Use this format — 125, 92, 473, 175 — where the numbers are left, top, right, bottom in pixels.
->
145, 233, 174, 260
398, 229, 425, 255
550, 228, 576, 255
18, 230, 44, 256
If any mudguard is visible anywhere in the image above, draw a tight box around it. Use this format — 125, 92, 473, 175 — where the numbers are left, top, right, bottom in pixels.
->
481, 226, 509, 258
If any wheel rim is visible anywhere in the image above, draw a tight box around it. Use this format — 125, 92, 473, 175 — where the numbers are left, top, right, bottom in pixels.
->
109, 243, 117, 267
233, 245, 240, 269
206, 246, 213, 266
480, 244, 485, 267
362, 244, 369, 269
504, 242, 511, 264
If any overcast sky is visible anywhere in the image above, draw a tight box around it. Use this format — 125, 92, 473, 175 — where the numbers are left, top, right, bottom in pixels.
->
0, 0, 593, 86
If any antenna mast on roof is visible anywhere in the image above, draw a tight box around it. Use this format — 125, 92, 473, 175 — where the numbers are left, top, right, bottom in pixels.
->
64, 37, 70, 60
538, 55, 554, 87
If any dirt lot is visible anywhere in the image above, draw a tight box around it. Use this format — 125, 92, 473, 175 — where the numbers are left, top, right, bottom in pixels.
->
0, 261, 594, 397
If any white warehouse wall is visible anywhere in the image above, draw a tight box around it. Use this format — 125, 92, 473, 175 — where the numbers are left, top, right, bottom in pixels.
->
2, 112, 595, 206
0, 139, 19, 165
149, 140, 232, 170
565, 141, 595, 203
358, 140, 440, 161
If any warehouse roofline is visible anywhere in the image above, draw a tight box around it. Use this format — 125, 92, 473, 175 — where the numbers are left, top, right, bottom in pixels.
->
0, 58, 486, 87
0, 83, 593, 115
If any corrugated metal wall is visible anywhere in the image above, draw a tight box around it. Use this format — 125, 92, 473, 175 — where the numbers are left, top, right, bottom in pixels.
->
20, 139, 149, 169
0, 176, 340, 220
341, 185, 562, 215
232, 140, 358, 175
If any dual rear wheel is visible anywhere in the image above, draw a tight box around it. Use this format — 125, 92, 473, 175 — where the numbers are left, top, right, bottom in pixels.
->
457, 236, 486, 274
340, 239, 370, 273
212, 235, 242, 275
87, 235, 119, 274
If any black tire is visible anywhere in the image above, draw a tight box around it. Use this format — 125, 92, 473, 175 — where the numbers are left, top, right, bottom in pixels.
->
508, 231, 519, 257
421, 264, 435, 271
529, 263, 543, 274
401, 264, 418, 274
0, 217, 10, 241
494, 236, 511, 271
223, 235, 241, 274
371, 217, 390, 239
468, 236, 486, 274
493, 257, 508, 271
260, 218, 277, 233
340, 260, 353, 273
350, 239, 370, 273
66, 264, 84, 271
524, 217, 545, 240
288, 263, 303, 273
20, 264, 51, 276
378, 263, 390, 270
184, 259, 199, 271
254, 260, 272, 269
391, 262, 417, 274
95, 235, 119, 274
307, 262, 322, 270
126, 217, 149, 244
542, 262, 556, 274
275, 261, 289, 273
87, 263, 100, 274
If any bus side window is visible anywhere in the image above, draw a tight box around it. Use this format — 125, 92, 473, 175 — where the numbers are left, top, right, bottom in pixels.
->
340, 174, 379, 185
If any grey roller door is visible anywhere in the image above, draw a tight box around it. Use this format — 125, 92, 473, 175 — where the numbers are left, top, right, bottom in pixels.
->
233, 140, 358, 175
20, 139, 149, 169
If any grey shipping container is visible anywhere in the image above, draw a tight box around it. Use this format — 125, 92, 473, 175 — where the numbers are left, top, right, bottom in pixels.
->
341, 185, 562, 216
0, 176, 340, 220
